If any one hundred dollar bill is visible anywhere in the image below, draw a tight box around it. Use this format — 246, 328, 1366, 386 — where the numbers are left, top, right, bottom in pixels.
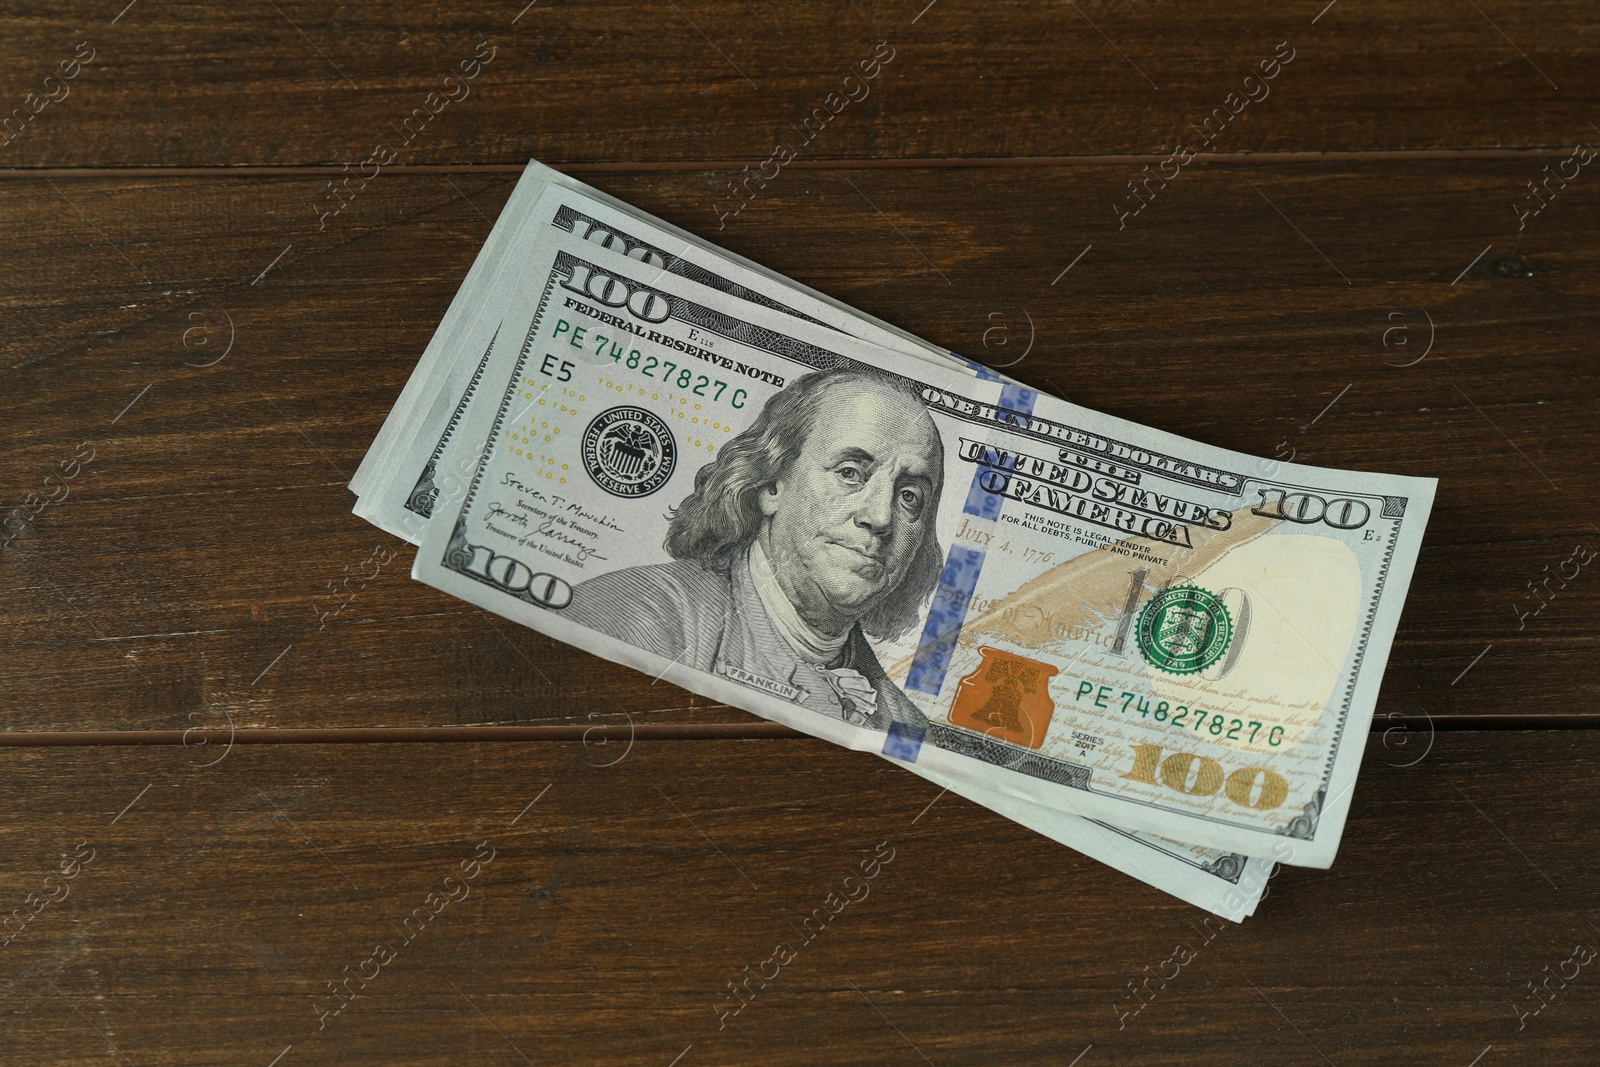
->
406, 201, 1435, 870
356, 172, 1275, 916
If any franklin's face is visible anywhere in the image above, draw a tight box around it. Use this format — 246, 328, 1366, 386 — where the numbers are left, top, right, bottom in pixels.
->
758, 381, 942, 635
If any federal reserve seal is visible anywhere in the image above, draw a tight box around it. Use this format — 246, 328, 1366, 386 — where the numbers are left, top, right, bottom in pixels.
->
1136, 585, 1234, 675
581, 406, 676, 498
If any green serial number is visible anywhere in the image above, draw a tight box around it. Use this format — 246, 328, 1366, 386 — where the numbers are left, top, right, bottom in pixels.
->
553, 318, 747, 408
1072, 680, 1284, 747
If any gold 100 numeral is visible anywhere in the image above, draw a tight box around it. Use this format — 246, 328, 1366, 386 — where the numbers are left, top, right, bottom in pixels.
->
1121, 743, 1289, 810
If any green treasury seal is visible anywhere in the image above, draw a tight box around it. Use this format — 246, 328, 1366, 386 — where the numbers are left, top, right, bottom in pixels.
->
1136, 585, 1234, 675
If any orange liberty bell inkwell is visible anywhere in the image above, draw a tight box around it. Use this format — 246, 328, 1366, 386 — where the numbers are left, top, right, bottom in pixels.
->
949, 646, 1058, 749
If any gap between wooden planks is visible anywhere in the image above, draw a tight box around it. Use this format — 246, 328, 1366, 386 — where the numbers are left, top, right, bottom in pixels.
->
0, 714, 1594, 746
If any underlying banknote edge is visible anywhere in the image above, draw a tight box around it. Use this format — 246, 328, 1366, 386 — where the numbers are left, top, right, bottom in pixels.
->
882, 753, 1272, 921
350, 162, 552, 500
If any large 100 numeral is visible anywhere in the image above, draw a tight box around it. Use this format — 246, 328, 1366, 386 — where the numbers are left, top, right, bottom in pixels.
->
1122, 743, 1288, 810
1252, 488, 1370, 529
560, 262, 672, 323
457, 544, 573, 609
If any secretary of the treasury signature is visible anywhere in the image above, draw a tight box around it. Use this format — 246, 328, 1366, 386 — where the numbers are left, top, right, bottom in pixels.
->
485, 501, 609, 563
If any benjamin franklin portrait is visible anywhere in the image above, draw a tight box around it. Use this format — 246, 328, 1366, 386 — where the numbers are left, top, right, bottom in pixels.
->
565, 367, 943, 731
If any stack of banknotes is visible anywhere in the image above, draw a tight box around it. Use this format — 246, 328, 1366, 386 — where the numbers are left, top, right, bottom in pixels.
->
350, 160, 1436, 921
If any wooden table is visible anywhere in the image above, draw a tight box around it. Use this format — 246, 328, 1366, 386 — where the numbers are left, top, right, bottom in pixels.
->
3, 3, 1597, 1063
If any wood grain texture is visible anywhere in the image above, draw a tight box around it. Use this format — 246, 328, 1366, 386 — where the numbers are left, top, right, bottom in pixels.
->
2, 166, 1595, 731
0, 2, 1596, 167
1, 732, 1595, 1065
3, 4, 1596, 1065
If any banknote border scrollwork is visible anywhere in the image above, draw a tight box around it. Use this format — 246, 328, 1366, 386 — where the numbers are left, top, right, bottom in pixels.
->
1199, 852, 1246, 882
1089, 820, 1248, 885
1279, 786, 1326, 841
925, 722, 1092, 790
405, 457, 440, 517
443, 516, 475, 572
450, 271, 564, 524
405, 331, 499, 519
1277, 506, 1405, 840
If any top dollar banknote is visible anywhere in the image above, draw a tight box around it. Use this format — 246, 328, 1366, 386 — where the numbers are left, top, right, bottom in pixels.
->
408, 178, 1436, 870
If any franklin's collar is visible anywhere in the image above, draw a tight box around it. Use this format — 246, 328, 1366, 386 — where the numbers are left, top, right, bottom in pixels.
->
746, 539, 851, 665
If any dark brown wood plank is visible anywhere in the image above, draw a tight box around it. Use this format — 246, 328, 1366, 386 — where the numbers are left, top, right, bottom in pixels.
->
0, 2, 1596, 166
0, 732, 1594, 1064
2, 164, 1596, 731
